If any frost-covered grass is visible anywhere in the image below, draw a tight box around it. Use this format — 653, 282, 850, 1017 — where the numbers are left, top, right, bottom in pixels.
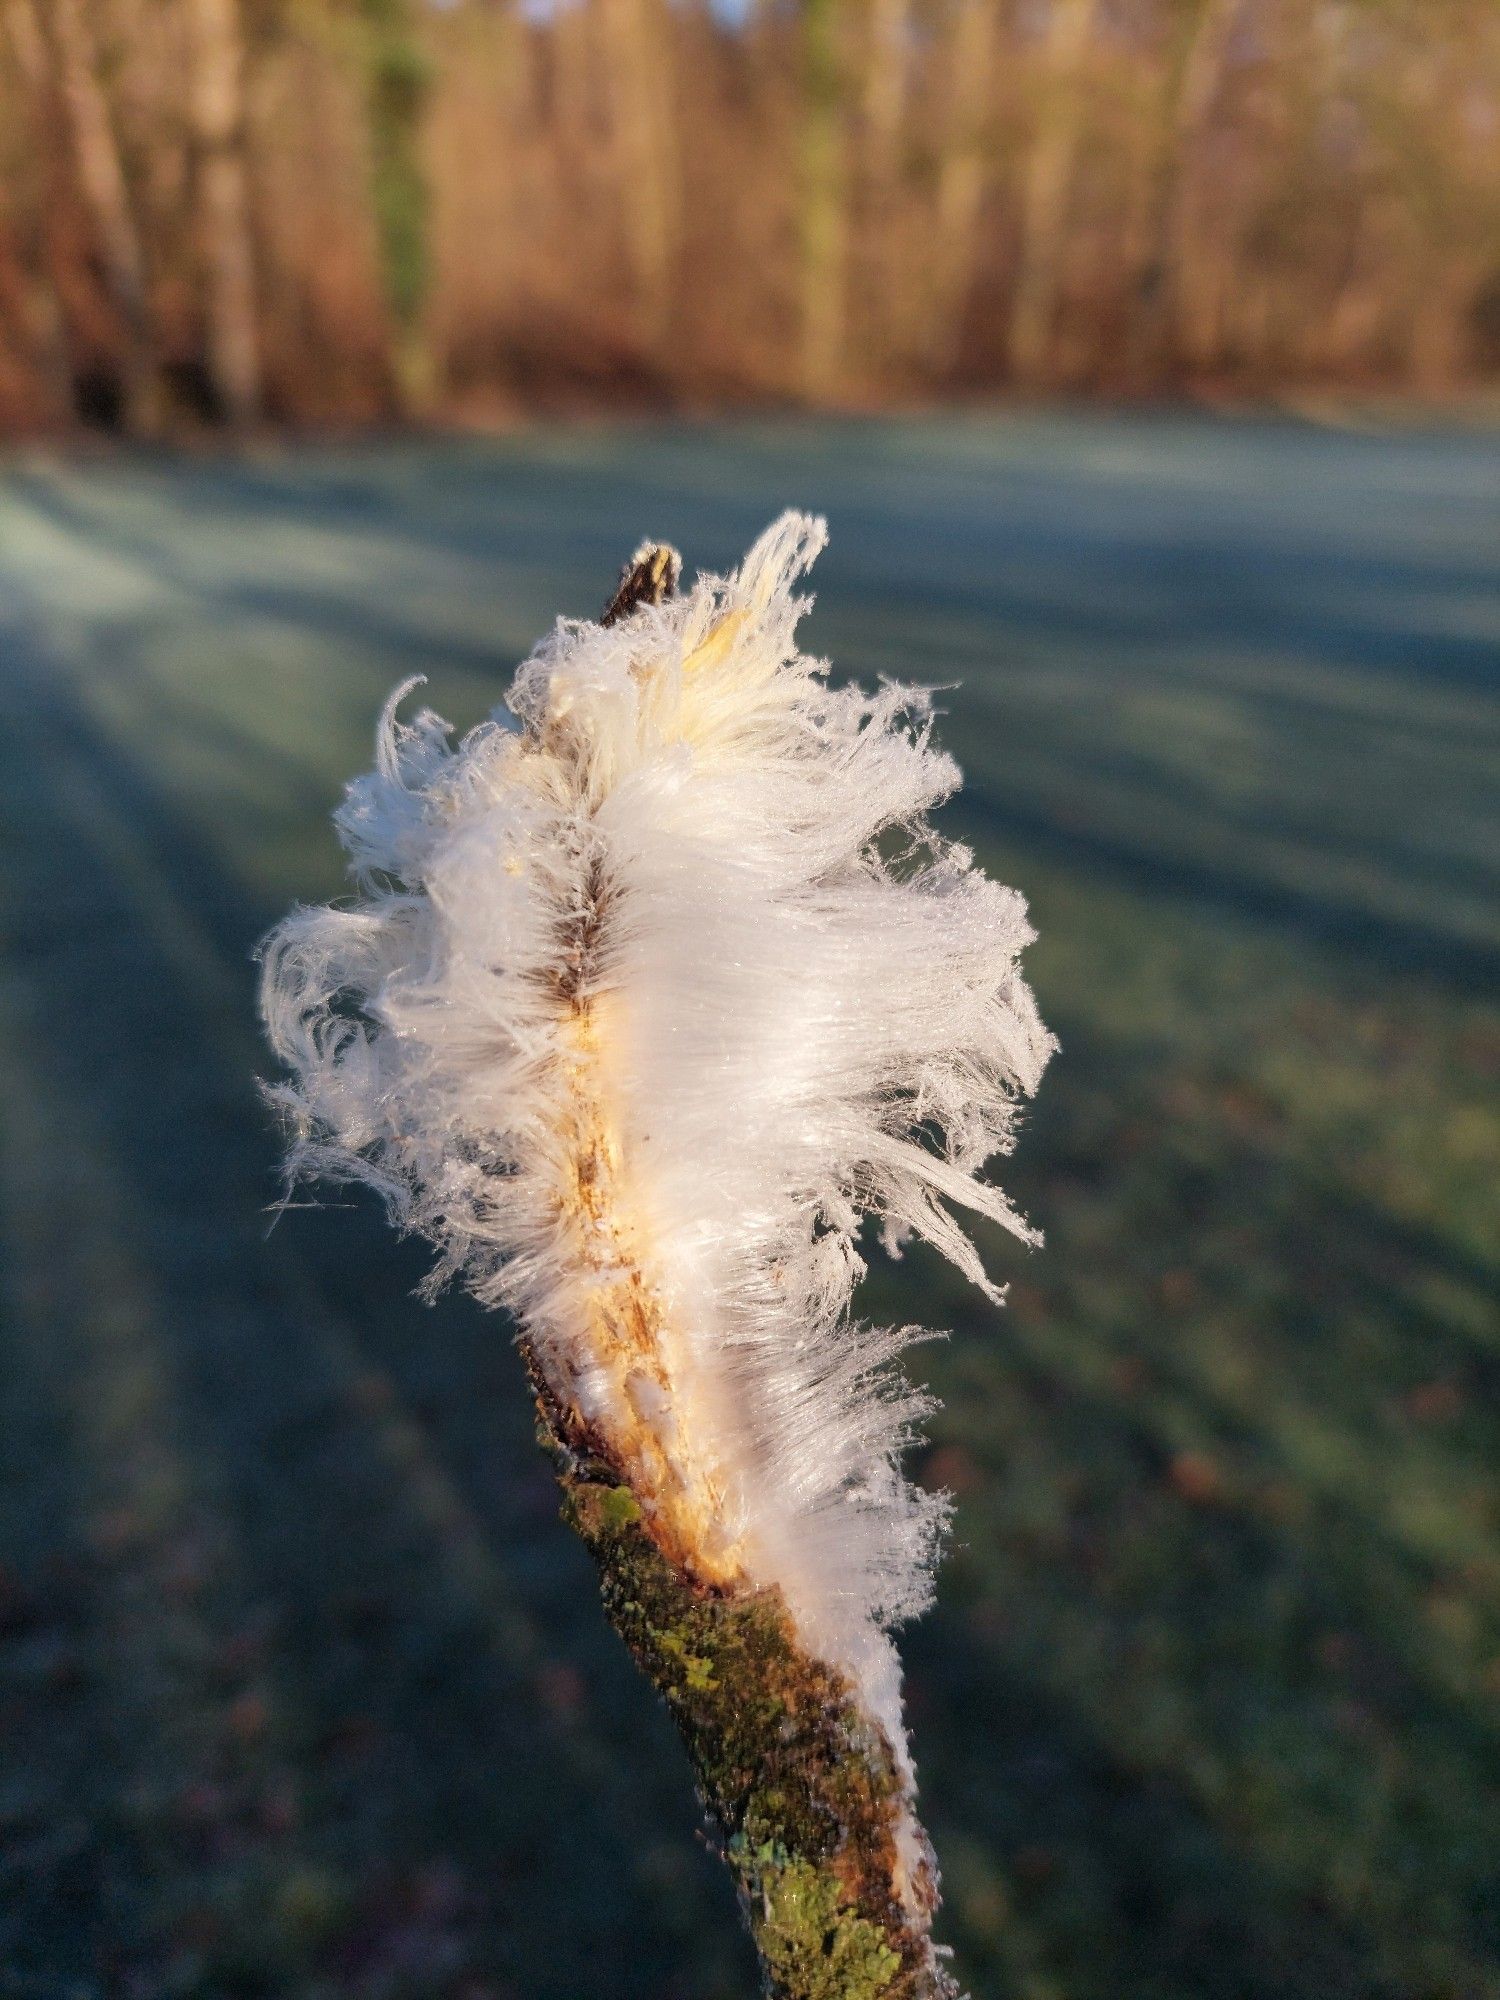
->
0, 414, 1495, 2000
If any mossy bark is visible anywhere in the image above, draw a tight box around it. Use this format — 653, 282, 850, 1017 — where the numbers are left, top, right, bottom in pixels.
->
523, 543, 952, 1998
526, 1350, 952, 2000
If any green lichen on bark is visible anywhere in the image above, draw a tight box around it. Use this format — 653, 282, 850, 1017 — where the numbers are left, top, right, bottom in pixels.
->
740, 1845, 902, 1999
550, 1453, 950, 2000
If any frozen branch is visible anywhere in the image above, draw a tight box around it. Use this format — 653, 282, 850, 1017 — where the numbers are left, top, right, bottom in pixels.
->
259, 514, 1054, 1996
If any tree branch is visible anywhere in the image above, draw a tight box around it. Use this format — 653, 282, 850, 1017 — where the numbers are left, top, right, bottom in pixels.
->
527, 1342, 952, 2000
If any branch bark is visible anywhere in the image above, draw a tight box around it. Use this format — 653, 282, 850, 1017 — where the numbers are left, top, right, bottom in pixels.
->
531, 1348, 951, 2000
538, 543, 954, 2000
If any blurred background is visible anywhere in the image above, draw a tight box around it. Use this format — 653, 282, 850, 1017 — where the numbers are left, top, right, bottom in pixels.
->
1, 6, 1498, 2000
1, 0, 1500, 426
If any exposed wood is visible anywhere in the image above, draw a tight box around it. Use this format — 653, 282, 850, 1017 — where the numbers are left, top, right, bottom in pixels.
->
600, 538, 680, 627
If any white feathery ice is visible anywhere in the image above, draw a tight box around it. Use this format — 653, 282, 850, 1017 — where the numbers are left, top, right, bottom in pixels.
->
260, 510, 1054, 1810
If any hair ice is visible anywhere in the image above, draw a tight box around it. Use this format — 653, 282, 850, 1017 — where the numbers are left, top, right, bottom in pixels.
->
260, 511, 1054, 1810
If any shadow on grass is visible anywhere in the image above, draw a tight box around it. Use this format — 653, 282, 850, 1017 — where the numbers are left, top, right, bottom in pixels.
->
0, 428, 1495, 1998
0, 627, 752, 1997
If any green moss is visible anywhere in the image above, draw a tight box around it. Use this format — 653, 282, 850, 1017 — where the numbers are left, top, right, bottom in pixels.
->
556, 1462, 944, 1998
657, 1627, 719, 1692
742, 1844, 902, 2000
597, 1484, 642, 1529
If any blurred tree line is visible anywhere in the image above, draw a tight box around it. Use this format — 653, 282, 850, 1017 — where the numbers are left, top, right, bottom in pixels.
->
1, 0, 1497, 432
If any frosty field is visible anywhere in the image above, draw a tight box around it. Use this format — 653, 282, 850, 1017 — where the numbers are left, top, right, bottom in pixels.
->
0, 414, 1495, 1999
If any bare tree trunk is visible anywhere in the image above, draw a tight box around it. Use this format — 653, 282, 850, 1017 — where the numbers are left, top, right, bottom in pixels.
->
360, 0, 434, 416
1006, 0, 1100, 384
860, 0, 907, 188
1163, 0, 1241, 373
597, 0, 679, 353
800, 0, 847, 399
1114, 66, 1169, 386
926, 0, 994, 375
1108, 0, 1238, 384
187, 0, 261, 425
1, 0, 48, 117
854, 0, 908, 371
44, 0, 160, 429
1, 0, 72, 415
1322, 194, 1392, 375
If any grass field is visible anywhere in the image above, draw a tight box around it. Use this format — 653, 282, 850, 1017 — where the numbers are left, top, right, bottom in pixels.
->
0, 414, 1495, 2000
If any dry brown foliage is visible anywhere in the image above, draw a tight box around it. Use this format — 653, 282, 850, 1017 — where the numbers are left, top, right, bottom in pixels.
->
2, 0, 1498, 432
